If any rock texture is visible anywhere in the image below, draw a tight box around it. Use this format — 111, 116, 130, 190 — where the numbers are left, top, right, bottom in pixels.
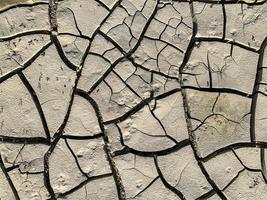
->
0, 0, 266, 199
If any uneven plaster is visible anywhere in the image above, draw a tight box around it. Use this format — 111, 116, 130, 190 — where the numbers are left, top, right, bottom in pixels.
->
0, 0, 267, 199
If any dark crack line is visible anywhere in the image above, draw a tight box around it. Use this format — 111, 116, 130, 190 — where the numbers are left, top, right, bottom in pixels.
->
128, 56, 180, 80
206, 52, 213, 88
51, 35, 79, 71
103, 88, 180, 125
154, 155, 186, 200
49, 0, 58, 33
56, 172, 113, 198
201, 141, 267, 162
18, 72, 51, 142
113, 139, 190, 157
43, 1, 128, 198
75, 88, 126, 200
144, 35, 184, 54
182, 86, 252, 98
221, 0, 227, 40
6, 165, 19, 172
79, 0, 124, 67
0, 154, 20, 200
132, 176, 160, 198
64, 138, 89, 178
0, 1, 49, 14
61, 133, 103, 140
250, 37, 267, 142
190, 112, 240, 133
261, 148, 267, 181
196, 189, 216, 200
94, 0, 110, 11
0, 41, 52, 84
66, 7, 83, 36
58, 32, 91, 40
147, 106, 179, 144
222, 168, 246, 192
190, 142, 228, 199
230, 148, 267, 185
0, 0, 266, 199
179, 1, 228, 199
0, 30, 51, 42
87, 57, 124, 94
88, 0, 159, 94
43, 69, 80, 199
172, 0, 266, 5
231, 148, 263, 173
0, 136, 49, 144
195, 36, 259, 53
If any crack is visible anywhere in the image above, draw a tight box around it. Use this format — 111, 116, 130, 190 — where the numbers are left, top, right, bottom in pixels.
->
222, 168, 246, 191
195, 36, 260, 53
206, 51, 213, 88
64, 138, 89, 178
103, 88, 180, 125
66, 7, 83, 36
261, 148, 267, 181
0, 136, 49, 145
75, 88, 126, 200
196, 189, 216, 200
250, 37, 267, 142
113, 139, 190, 157
154, 155, 186, 200
221, 0, 226, 40
172, 0, 266, 5
49, 0, 58, 33
231, 148, 263, 173
182, 86, 252, 98
0, 30, 50, 42
43, 69, 80, 199
51, 35, 79, 71
60, 133, 103, 140
0, 154, 20, 200
94, 0, 110, 11
56, 172, 113, 198
179, 1, 228, 199
0, 41, 52, 84
200, 141, 267, 162
0, 0, 266, 198
131, 176, 160, 198
0, 1, 49, 14
18, 72, 51, 142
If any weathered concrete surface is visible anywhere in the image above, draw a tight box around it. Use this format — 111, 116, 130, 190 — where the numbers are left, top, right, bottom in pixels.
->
0, 0, 267, 199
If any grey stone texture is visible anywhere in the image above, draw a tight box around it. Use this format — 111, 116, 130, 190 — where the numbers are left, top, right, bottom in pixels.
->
0, 0, 267, 199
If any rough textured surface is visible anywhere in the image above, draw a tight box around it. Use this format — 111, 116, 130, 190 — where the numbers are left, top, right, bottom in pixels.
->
0, 0, 266, 199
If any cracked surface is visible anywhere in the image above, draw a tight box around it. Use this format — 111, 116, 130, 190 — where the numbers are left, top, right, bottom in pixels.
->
0, 0, 266, 199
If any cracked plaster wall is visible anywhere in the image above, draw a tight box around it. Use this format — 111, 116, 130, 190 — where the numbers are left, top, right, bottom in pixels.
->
0, 0, 267, 200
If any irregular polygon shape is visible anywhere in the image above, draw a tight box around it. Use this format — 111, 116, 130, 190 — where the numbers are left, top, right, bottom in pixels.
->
0, 5, 49, 37
183, 42, 258, 94
64, 95, 101, 137
66, 138, 111, 176
0, 75, 45, 138
49, 140, 87, 194
57, 0, 109, 37
23, 45, 77, 134
204, 151, 243, 190
158, 146, 212, 199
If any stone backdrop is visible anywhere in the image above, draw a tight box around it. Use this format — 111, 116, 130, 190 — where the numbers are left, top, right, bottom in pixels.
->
0, 0, 267, 199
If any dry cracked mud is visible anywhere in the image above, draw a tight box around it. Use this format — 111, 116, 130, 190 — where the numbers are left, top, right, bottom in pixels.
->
0, 0, 266, 199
